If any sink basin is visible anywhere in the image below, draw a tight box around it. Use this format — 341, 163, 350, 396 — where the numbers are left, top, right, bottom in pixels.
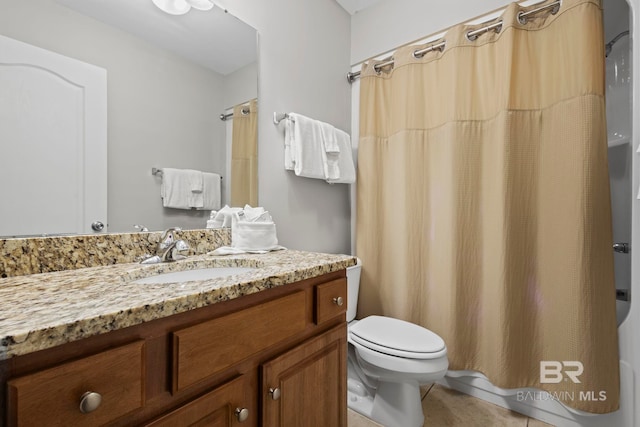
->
132, 267, 257, 285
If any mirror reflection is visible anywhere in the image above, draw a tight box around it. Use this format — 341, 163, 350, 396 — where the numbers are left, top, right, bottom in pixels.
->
0, 0, 258, 237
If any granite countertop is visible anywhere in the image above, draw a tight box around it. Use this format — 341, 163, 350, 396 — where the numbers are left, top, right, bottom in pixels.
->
0, 250, 356, 360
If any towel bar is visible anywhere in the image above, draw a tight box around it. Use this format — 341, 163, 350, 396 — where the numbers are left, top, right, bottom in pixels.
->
152, 168, 222, 179
273, 112, 291, 124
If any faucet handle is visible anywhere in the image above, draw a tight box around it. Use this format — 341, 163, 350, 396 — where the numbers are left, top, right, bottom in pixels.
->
158, 227, 182, 250
164, 240, 190, 262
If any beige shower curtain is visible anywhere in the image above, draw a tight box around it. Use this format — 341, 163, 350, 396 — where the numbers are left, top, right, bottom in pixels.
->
231, 98, 258, 206
356, 0, 619, 413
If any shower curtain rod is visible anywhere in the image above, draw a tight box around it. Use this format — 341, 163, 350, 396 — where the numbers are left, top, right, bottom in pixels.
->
346, 0, 561, 83
219, 107, 250, 121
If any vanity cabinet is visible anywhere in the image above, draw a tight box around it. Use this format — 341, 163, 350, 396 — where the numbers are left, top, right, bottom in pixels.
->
144, 375, 252, 427
7, 341, 145, 426
262, 325, 346, 426
1, 270, 347, 427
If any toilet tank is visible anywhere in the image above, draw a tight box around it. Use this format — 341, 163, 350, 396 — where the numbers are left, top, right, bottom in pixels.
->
346, 258, 361, 322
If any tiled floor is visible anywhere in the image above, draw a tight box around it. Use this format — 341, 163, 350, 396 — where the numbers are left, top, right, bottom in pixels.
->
348, 384, 555, 427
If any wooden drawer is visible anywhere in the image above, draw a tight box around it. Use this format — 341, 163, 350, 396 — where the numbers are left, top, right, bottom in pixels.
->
173, 291, 307, 392
146, 374, 254, 427
314, 278, 347, 324
7, 340, 145, 427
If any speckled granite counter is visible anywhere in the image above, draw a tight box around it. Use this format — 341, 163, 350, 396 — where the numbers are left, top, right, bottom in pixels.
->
0, 250, 356, 360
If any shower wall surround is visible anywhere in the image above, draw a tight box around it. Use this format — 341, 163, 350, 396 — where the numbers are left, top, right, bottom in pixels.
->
0, 229, 230, 278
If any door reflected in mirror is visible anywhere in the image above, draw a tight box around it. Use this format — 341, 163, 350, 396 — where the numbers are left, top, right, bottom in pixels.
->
0, 0, 258, 237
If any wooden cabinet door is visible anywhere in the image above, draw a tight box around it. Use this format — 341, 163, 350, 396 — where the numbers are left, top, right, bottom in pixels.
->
262, 324, 347, 427
145, 375, 255, 427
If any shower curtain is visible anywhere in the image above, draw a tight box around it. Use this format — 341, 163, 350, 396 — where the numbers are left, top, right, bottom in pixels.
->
356, 0, 619, 413
231, 98, 258, 206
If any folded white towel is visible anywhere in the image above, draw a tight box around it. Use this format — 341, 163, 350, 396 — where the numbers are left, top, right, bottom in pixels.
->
320, 122, 340, 181
201, 172, 221, 210
207, 205, 242, 228
231, 206, 280, 251
290, 113, 326, 179
188, 170, 205, 208
161, 168, 220, 210
326, 129, 356, 184
161, 168, 196, 209
190, 170, 204, 193
284, 117, 296, 171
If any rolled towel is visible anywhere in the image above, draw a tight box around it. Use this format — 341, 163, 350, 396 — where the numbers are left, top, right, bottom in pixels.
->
231, 208, 280, 251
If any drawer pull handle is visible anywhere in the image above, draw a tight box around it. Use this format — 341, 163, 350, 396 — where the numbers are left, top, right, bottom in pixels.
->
235, 407, 249, 422
269, 387, 281, 400
333, 296, 344, 306
79, 391, 102, 414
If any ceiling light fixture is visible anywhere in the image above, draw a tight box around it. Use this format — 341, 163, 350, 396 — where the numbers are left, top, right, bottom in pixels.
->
152, 0, 214, 15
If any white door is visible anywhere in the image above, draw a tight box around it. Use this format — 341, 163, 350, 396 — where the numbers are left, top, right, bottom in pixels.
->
0, 34, 107, 237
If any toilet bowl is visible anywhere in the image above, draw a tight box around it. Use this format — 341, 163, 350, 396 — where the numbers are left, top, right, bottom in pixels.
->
346, 259, 448, 427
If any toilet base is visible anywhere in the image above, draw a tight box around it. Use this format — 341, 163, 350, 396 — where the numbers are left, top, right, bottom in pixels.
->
347, 377, 425, 427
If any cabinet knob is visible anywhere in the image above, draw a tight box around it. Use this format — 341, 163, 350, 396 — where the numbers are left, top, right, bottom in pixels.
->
79, 391, 102, 414
268, 387, 281, 400
333, 296, 344, 306
235, 407, 249, 422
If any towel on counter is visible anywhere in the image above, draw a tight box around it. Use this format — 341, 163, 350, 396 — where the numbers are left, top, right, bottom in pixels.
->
209, 205, 285, 254
161, 168, 220, 210
207, 205, 242, 228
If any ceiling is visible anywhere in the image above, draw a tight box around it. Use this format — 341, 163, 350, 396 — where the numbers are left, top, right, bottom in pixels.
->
335, 0, 384, 15
55, 0, 257, 75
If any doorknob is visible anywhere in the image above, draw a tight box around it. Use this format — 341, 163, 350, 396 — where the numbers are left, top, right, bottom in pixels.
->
91, 221, 105, 232
613, 242, 630, 253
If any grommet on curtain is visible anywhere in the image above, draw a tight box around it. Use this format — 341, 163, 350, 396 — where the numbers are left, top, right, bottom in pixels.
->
412, 41, 446, 59
517, 1, 560, 25
373, 59, 394, 75
517, 11, 528, 25
465, 21, 502, 42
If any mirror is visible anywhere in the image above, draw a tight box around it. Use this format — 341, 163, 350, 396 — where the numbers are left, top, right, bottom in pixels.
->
0, 0, 258, 236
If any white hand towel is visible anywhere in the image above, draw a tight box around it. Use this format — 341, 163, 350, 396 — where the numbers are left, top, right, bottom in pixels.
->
284, 117, 296, 170
161, 168, 193, 209
290, 113, 326, 179
326, 129, 356, 184
201, 172, 221, 210
320, 122, 340, 181
188, 169, 205, 208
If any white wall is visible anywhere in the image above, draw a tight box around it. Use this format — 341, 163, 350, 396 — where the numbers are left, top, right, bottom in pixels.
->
215, 0, 353, 254
223, 61, 258, 109
0, 0, 227, 233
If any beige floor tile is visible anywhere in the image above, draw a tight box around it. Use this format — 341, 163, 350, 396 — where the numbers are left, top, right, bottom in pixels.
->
527, 417, 556, 427
421, 383, 434, 399
422, 384, 528, 427
348, 409, 384, 427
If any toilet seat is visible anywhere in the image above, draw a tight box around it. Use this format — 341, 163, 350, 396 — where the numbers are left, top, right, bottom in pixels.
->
349, 316, 446, 359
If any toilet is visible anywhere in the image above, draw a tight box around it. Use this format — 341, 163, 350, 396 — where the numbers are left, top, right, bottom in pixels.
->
346, 259, 448, 427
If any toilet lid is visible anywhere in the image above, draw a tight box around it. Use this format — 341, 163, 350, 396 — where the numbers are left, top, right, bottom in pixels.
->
349, 316, 445, 358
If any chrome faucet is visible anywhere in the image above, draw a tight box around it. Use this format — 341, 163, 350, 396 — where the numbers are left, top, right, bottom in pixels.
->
157, 227, 190, 262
